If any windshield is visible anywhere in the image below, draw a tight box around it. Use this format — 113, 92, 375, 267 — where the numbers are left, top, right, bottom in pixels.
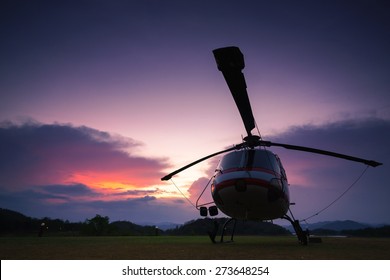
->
217, 149, 280, 174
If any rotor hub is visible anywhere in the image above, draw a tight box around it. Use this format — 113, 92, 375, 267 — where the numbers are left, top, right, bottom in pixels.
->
243, 135, 261, 147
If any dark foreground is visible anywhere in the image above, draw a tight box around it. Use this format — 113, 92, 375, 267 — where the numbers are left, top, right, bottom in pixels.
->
1, 236, 389, 260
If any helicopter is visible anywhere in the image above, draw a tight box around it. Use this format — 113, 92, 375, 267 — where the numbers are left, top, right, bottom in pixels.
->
161, 46, 382, 244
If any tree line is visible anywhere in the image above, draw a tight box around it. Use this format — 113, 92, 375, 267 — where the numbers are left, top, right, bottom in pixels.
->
1, 208, 389, 237
0, 208, 157, 236
0, 208, 290, 237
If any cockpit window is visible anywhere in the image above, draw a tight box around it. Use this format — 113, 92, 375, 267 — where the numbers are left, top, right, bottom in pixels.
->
217, 149, 281, 174
250, 150, 280, 174
217, 151, 243, 170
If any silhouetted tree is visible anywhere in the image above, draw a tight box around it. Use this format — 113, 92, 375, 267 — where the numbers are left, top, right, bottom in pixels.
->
82, 214, 110, 236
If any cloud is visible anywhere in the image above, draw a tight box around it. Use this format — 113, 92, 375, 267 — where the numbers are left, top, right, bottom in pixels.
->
265, 117, 389, 223
0, 121, 169, 190
40, 183, 96, 196
186, 156, 222, 206
0, 121, 199, 223
187, 177, 212, 205
269, 118, 389, 158
267, 118, 388, 186
113, 189, 160, 197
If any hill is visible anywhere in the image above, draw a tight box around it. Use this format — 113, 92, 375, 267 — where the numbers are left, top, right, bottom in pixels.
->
0, 208, 33, 233
290, 220, 390, 237
0, 208, 84, 236
305, 220, 371, 231
285, 220, 374, 233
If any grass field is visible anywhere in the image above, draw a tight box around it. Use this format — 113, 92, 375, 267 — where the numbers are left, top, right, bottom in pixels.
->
1, 235, 389, 260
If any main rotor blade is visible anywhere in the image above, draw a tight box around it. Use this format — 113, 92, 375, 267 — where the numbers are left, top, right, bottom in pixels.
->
161, 145, 242, 181
259, 140, 382, 167
213, 46, 256, 136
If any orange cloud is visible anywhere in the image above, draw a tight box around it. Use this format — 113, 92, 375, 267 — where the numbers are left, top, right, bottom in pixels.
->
0, 122, 169, 193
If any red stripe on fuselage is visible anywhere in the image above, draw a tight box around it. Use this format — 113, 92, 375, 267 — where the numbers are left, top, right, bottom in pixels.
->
214, 177, 271, 191
219, 167, 279, 177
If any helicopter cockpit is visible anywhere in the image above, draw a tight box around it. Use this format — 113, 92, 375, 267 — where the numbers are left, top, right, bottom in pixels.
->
216, 149, 285, 179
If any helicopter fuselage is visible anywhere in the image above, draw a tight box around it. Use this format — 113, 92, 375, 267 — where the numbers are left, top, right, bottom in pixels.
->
211, 149, 290, 220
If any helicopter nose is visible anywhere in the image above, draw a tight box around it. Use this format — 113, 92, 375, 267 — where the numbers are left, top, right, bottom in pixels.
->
235, 179, 247, 192
267, 178, 286, 202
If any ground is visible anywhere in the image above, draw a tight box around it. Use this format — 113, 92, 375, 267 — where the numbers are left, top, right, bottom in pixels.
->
1, 236, 389, 260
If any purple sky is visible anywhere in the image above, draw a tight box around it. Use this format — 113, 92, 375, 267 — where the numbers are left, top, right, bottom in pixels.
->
1, 0, 389, 225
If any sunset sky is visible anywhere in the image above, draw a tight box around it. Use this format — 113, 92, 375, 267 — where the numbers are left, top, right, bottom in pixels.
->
1, 0, 389, 226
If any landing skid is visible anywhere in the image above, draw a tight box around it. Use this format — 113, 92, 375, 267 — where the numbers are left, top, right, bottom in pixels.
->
282, 215, 309, 245
207, 215, 309, 245
208, 218, 237, 243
